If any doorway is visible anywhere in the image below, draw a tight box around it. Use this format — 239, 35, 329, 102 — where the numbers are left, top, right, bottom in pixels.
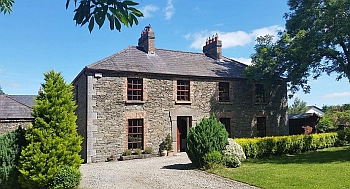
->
177, 116, 191, 152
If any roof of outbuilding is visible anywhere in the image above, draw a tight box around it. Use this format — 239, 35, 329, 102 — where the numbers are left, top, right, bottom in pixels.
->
0, 95, 35, 119
86, 46, 247, 78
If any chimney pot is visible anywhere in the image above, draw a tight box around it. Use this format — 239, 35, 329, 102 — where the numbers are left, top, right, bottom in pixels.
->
202, 34, 222, 60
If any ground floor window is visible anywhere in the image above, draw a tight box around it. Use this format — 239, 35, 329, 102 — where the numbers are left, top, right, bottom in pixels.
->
257, 117, 266, 137
220, 118, 231, 138
128, 119, 143, 150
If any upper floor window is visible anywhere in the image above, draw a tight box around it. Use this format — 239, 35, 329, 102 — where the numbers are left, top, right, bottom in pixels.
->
177, 80, 190, 101
219, 82, 229, 102
255, 84, 265, 103
128, 119, 143, 150
127, 78, 143, 101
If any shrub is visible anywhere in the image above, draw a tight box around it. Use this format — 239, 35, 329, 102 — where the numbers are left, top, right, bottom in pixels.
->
164, 133, 173, 151
337, 129, 350, 145
134, 148, 142, 155
144, 147, 152, 154
222, 155, 241, 168
236, 133, 338, 159
0, 127, 26, 189
48, 166, 81, 189
203, 150, 222, 169
123, 149, 132, 156
222, 138, 246, 162
18, 71, 83, 189
186, 115, 228, 168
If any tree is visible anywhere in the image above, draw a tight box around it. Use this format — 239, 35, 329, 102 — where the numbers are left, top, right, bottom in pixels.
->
186, 115, 228, 168
18, 70, 82, 189
1, 0, 143, 32
288, 97, 307, 114
246, 0, 350, 95
0, 85, 4, 94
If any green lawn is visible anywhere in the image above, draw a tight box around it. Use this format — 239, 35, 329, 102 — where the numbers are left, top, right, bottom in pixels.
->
209, 146, 350, 189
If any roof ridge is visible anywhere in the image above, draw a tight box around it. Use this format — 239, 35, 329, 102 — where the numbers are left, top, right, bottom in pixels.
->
5, 95, 33, 109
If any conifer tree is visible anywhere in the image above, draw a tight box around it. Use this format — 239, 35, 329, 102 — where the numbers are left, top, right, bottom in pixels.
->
18, 70, 82, 189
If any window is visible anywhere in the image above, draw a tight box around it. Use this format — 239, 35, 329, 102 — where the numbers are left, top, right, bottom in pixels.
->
177, 80, 190, 101
219, 82, 229, 102
220, 118, 231, 138
257, 117, 266, 137
128, 119, 143, 150
127, 78, 143, 101
255, 84, 265, 103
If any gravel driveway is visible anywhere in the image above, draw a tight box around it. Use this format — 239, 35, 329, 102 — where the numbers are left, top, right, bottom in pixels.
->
79, 153, 259, 189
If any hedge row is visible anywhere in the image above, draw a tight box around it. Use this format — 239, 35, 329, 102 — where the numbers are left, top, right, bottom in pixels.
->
235, 133, 339, 158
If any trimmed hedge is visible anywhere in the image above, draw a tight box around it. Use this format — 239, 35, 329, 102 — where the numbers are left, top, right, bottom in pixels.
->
235, 133, 338, 158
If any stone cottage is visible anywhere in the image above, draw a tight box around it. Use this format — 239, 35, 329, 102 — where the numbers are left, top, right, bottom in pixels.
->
0, 94, 36, 135
73, 26, 288, 163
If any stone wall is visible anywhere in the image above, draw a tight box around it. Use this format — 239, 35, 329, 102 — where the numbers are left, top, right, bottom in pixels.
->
74, 71, 288, 163
0, 120, 32, 135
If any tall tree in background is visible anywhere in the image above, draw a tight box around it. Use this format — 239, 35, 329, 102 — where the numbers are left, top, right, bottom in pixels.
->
1, 0, 143, 32
18, 70, 82, 189
246, 0, 350, 95
288, 97, 307, 114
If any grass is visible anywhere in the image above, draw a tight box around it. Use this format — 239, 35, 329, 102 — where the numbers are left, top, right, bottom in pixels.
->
208, 146, 350, 189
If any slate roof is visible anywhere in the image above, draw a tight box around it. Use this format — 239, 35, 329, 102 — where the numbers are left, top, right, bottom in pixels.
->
86, 46, 247, 78
288, 113, 320, 120
0, 95, 35, 119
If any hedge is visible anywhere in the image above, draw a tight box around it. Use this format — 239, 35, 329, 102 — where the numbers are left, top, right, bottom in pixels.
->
235, 133, 339, 158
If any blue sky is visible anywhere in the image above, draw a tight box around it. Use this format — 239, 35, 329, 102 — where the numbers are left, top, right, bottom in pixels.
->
0, 0, 349, 108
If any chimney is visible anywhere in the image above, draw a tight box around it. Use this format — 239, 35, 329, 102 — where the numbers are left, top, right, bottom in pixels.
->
138, 25, 155, 54
203, 33, 222, 60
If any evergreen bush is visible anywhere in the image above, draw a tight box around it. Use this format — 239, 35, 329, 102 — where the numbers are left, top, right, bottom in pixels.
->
18, 70, 83, 189
203, 151, 223, 170
48, 166, 81, 189
0, 127, 26, 189
186, 115, 228, 168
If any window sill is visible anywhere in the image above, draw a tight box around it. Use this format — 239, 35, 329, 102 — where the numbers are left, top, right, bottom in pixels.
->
218, 101, 232, 105
125, 101, 145, 104
175, 100, 192, 105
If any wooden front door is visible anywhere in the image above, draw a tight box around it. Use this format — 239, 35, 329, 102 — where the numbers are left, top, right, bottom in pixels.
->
177, 116, 191, 152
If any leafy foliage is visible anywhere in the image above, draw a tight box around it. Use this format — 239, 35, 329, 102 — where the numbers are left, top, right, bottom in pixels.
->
222, 138, 246, 162
246, 0, 350, 95
144, 147, 152, 154
18, 70, 83, 189
186, 115, 228, 168
288, 97, 307, 114
222, 155, 241, 168
164, 133, 173, 151
0, 0, 13, 14
48, 166, 81, 189
203, 151, 222, 169
0, 127, 26, 189
236, 133, 339, 159
66, 0, 143, 32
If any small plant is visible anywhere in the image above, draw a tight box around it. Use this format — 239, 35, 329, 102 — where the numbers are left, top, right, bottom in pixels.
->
123, 149, 132, 156
222, 155, 241, 168
203, 151, 223, 170
144, 147, 152, 154
48, 166, 82, 189
134, 148, 142, 155
164, 133, 173, 151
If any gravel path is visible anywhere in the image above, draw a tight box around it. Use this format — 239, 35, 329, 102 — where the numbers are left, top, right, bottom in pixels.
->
79, 153, 259, 189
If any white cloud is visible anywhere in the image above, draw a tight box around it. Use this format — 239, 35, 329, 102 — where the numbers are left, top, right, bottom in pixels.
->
140, 5, 159, 18
185, 25, 284, 49
323, 92, 350, 99
164, 0, 175, 20
232, 57, 253, 65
